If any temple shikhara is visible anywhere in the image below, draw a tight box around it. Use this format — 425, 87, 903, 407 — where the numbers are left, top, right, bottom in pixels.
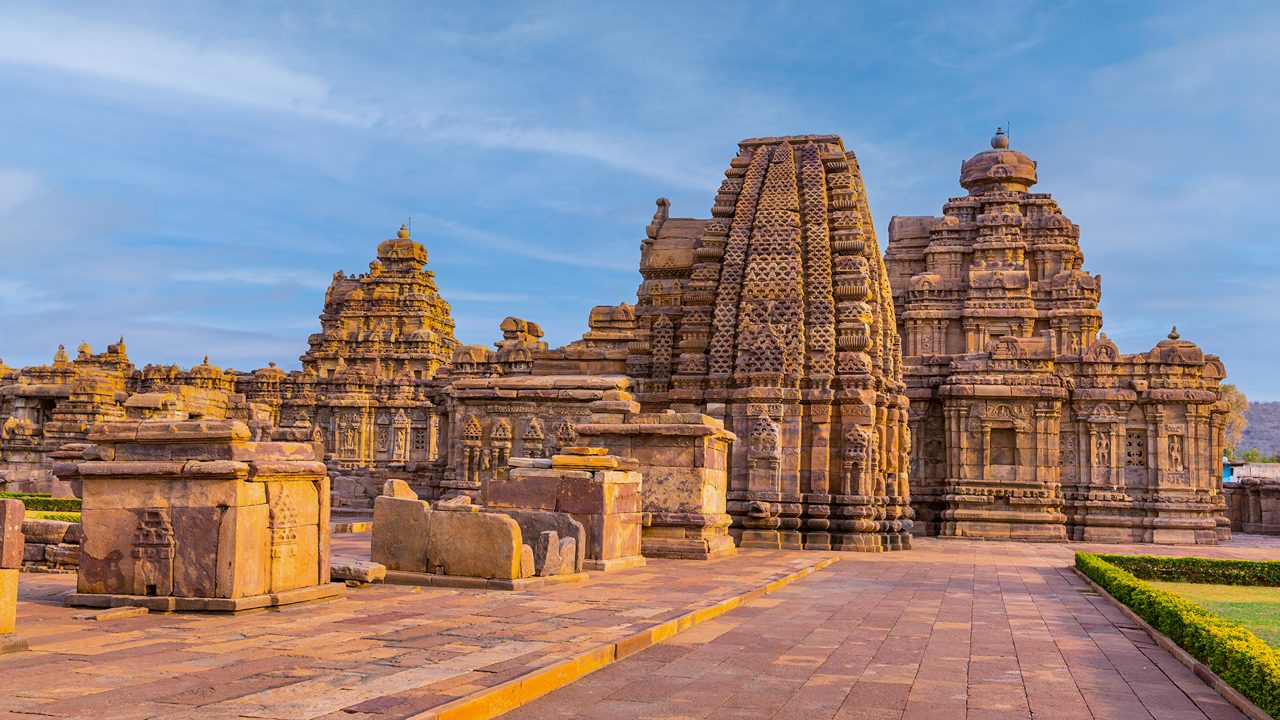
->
885, 129, 1229, 544
0, 131, 1233, 551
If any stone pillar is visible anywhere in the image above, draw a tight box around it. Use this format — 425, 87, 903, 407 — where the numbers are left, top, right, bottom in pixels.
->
0, 498, 26, 653
62, 419, 342, 612
492, 447, 645, 571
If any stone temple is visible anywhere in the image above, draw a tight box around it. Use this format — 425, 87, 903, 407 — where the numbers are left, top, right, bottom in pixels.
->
0, 131, 1233, 551
885, 129, 1229, 544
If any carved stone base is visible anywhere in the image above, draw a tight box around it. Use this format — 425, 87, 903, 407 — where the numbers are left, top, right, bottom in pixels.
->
738, 529, 782, 549
940, 520, 1067, 542
831, 531, 912, 552
65, 582, 345, 613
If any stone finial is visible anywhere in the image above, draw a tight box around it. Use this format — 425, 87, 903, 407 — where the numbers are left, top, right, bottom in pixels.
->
991, 127, 1009, 149
398, 224, 410, 239
77, 341, 92, 358
53, 344, 68, 364
1169, 326, 1180, 340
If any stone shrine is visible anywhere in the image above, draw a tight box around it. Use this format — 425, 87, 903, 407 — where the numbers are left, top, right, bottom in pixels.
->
59, 419, 342, 611
884, 130, 1229, 544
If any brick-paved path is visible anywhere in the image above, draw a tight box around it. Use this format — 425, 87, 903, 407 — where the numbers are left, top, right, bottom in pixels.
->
0, 536, 827, 720
504, 536, 1280, 720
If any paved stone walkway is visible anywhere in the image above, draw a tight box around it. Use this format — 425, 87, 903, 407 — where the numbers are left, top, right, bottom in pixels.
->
505, 536, 1280, 720
0, 536, 827, 720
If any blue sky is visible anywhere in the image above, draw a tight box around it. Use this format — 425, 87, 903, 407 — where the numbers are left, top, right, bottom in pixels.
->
1, 2, 1278, 398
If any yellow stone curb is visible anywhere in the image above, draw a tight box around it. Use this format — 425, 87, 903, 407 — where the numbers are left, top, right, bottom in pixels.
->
417, 555, 840, 720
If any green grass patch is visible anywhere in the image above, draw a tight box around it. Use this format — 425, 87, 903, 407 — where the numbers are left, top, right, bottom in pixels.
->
1149, 581, 1280, 650
1077, 552, 1280, 716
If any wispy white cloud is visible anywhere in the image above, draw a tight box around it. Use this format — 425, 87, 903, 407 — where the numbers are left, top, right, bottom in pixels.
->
169, 268, 330, 290
418, 214, 636, 272
0, 9, 365, 124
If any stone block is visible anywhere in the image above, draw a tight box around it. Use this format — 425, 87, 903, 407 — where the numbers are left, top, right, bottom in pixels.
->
45, 543, 79, 566
426, 510, 521, 579
77, 507, 140, 595
330, 557, 386, 584
382, 479, 417, 499
559, 537, 577, 574
215, 503, 270, 598
534, 530, 562, 577
371, 496, 431, 573
489, 471, 563, 510
0, 500, 23, 569
577, 512, 643, 564
520, 545, 535, 579
21, 519, 69, 545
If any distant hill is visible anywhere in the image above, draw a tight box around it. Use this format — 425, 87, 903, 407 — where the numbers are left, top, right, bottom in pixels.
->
1239, 401, 1280, 456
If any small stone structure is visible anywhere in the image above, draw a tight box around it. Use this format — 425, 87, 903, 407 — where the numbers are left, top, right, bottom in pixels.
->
60, 419, 342, 611
1223, 463, 1280, 535
1, 498, 26, 653
492, 448, 645, 571
371, 480, 584, 589
578, 413, 736, 560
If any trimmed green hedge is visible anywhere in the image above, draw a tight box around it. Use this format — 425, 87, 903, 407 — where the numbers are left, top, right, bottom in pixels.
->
0, 492, 81, 512
26, 510, 81, 523
1097, 553, 1280, 587
1077, 552, 1280, 716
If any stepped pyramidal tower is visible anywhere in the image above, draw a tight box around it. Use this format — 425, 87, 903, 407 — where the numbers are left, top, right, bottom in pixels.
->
627, 135, 913, 551
885, 130, 1228, 544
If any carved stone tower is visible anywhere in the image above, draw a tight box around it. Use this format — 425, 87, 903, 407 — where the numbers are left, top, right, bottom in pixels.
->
299, 225, 458, 476
628, 135, 912, 552
886, 131, 1228, 544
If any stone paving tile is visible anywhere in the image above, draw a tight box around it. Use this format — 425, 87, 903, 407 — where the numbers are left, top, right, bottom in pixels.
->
504, 535, 1280, 720
2, 533, 828, 719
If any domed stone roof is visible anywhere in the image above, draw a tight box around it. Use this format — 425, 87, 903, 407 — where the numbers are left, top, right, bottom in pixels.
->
960, 129, 1037, 194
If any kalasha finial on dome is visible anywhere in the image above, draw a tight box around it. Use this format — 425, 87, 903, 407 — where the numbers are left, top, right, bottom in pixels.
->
202, 355, 210, 365
398, 224, 410, 239
991, 127, 1009, 149
1169, 326, 1180, 340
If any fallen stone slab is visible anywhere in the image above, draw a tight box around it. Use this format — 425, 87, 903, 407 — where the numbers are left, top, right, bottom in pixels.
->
330, 557, 386, 584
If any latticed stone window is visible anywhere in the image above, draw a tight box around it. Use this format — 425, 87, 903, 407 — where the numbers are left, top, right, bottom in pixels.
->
990, 428, 1017, 466
1125, 430, 1147, 467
